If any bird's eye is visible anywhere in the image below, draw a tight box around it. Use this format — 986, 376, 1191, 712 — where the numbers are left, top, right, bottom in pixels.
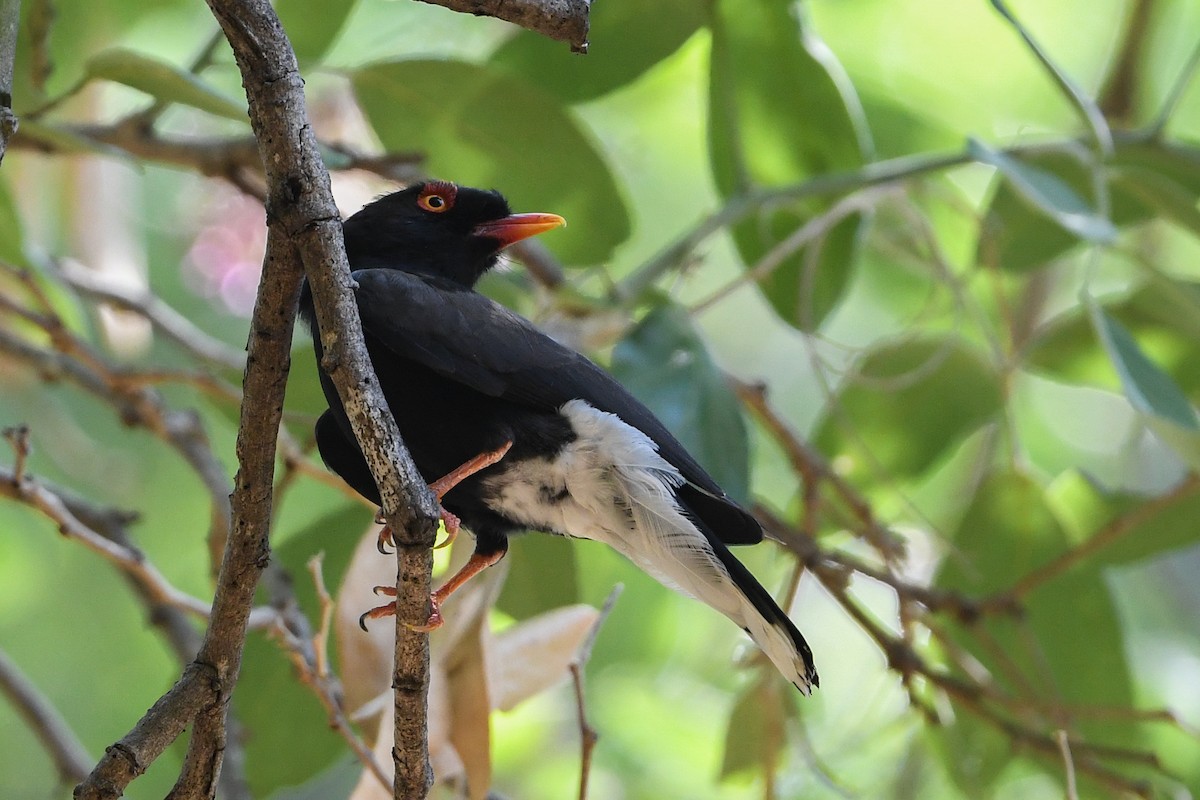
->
418, 182, 457, 213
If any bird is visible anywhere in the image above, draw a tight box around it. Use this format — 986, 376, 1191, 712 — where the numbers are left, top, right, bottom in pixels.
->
298, 180, 819, 693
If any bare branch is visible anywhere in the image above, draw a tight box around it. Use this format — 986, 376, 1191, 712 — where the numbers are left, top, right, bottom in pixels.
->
416, 0, 589, 52
569, 585, 621, 800
0, 0, 19, 164
53, 258, 247, 372
0, 647, 92, 785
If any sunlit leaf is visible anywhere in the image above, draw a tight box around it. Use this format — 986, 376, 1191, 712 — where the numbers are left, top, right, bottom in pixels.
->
86, 48, 247, 121
935, 472, 1137, 789
1091, 305, 1199, 431
1027, 279, 1200, 398
813, 337, 1004, 482
969, 139, 1116, 244
352, 59, 630, 265
1047, 470, 1200, 567
610, 303, 750, 503
708, 0, 868, 331
978, 140, 1200, 272
490, 0, 705, 103
488, 604, 600, 711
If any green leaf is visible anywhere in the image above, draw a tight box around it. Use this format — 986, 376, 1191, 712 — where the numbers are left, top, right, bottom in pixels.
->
610, 303, 751, 504
708, 0, 869, 331
352, 59, 630, 265
935, 472, 1137, 788
1047, 470, 1200, 567
978, 140, 1200, 272
236, 507, 365, 796
265, 755, 361, 800
489, 0, 705, 103
813, 337, 1004, 482
236, 634, 348, 796
495, 534, 579, 620
86, 48, 247, 121
1027, 279, 1200, 398
719, 679, 792, 780
276, 0, 358, 64
969, 138, 1116, 244
1091, 305, 1199, 431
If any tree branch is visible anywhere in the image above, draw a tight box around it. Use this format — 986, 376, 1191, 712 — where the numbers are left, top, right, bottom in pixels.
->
0, 0, 19, 164
201, 1, 442, 797
416, 0, 590, 52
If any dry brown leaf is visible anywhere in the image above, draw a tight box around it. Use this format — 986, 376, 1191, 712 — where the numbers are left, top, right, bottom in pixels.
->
336, 527, 603, 798
487, 604, 600, 712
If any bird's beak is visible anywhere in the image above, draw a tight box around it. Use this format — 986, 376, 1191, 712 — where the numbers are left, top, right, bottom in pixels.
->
474, 213, 566, 249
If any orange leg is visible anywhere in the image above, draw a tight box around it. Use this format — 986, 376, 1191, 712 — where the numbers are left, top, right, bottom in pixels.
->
361, 441, 514, 630
373, 441, 512, 554
358, 549, 507, 632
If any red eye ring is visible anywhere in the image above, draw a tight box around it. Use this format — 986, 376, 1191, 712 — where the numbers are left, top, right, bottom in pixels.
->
417, 182, 457, 213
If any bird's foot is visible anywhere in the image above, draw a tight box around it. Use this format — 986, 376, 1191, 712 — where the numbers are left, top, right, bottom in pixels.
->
356, 550, 504, 633
357, 585, 445, 632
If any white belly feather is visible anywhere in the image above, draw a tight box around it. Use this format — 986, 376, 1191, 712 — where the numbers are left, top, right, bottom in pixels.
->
482, 400, 737, 616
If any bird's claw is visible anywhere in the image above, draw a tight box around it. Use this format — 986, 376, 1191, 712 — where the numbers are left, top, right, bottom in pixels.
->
358, 585, 443, 632
433, 508, 461, 550
374, 513, 393, 556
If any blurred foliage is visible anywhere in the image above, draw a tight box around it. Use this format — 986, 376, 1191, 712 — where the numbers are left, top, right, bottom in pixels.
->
2, 0, 1200, 799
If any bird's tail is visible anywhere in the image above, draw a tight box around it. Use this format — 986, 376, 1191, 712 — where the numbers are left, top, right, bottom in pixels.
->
559, 400, 818, 692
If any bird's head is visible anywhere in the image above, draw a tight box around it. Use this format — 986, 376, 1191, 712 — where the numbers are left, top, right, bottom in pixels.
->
342, 181, 565, 287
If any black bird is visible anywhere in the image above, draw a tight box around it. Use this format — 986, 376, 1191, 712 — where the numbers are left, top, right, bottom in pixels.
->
299, 181, 819, 693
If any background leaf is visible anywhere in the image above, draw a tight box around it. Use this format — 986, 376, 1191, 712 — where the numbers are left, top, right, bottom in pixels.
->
86, 48, 248, 121
489, 0, 705, 103
814, 337, 1005, 482
707, 0, 868, 331
610, 303, 751, 504
352, 59, 630, 265
978, 140, 1200, 272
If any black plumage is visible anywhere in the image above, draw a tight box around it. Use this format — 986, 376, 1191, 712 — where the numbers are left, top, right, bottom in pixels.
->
299, 181, 818, 692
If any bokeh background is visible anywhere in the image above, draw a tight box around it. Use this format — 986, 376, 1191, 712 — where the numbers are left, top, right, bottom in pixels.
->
2, 0, 1200, 798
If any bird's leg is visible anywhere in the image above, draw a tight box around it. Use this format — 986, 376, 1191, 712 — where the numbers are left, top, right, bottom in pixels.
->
373, 440, 513, 554
359, 549, 506, 632
361, 441, 513, 630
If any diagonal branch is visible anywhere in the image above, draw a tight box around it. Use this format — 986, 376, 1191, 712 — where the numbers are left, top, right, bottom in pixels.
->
417, 0, 590, 51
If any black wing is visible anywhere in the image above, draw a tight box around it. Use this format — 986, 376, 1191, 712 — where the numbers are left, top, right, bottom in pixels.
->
351, 268, 762, 545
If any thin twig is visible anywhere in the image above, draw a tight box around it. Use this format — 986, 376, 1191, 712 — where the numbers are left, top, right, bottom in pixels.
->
0, 464, 278, 629
984, 473, 1200, 608
1058, 729, 1080, 800
266, 556, 392, 792
1150, 38, 1200, 135
569, 585, 622, 800
0, 647, 93, 785
53, 258, 247, 372
989, 0, 1112, 156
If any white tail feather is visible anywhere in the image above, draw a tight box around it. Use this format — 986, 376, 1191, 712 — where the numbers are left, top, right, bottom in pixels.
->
484, 400, 814, 691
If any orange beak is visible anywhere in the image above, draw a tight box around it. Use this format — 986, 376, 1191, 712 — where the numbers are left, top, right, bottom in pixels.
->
474, 213, 566, 249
